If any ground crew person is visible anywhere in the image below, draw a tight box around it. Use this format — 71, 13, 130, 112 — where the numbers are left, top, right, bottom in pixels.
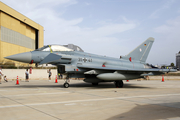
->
25, 69, 29, 82
48, 69, 52, 80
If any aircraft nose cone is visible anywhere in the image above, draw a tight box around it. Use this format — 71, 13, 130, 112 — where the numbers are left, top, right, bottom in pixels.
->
5, 52, 32, 63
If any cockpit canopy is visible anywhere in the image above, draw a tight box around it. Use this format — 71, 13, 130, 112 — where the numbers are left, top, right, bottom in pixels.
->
35, 44, 84, 52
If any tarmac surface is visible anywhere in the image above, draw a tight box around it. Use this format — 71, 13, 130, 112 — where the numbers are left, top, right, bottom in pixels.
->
0, 79, 180, 120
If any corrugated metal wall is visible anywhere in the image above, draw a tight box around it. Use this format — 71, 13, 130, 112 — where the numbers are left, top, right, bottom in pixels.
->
1, 26, 35, 49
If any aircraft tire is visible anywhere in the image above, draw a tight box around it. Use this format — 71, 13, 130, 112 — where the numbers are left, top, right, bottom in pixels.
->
115, 81, 119, 88
115, 80, 123, 88
64, 83, 69, 88
119, 80, 124, 88
92, 83, 99, 86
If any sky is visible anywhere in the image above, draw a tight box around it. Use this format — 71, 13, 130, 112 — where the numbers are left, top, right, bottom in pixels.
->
1, 0, 180, 66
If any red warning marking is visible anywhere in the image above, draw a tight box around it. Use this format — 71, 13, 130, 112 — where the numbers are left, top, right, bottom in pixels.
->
102, 64, 106, 67
30, 60, 34, 64
76, 69, 79, 71
129, 57, 132, 62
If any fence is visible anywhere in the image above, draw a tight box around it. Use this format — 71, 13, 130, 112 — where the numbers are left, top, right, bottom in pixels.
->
1, 69, 58, 80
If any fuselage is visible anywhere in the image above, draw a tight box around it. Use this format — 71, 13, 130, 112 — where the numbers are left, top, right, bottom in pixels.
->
30, 50, 145, 70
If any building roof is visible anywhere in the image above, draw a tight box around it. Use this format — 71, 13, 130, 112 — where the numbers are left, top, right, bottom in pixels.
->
0, 1, 42, 29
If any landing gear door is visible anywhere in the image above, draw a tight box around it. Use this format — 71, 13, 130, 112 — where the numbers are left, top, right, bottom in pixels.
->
57, 65, 65, 74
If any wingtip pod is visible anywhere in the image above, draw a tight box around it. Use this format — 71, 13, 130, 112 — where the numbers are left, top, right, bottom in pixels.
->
159, 69, 177, 72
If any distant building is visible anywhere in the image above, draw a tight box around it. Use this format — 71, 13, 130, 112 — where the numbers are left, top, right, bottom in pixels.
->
176, 52, 180, 70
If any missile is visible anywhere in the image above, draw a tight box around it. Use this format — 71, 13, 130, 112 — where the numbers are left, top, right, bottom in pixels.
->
97, 73, 140, 81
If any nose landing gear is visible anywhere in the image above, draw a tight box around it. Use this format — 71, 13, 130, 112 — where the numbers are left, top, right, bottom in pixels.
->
63, 76, 70, 88
63, 82, 69, 88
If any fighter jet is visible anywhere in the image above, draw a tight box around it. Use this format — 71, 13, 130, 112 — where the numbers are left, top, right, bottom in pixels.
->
5, 37, 176, 88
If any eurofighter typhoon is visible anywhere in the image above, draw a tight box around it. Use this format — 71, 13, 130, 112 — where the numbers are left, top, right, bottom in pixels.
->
5, 37, 176, 88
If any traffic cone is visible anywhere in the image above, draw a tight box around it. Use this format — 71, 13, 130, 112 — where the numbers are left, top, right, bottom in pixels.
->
126, 80, 129, 82
55, 75, 58, 83
16, 76, 19, 85
162, 75, 164, 82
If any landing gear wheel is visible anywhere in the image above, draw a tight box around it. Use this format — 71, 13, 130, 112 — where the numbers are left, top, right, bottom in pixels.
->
64, 83, 69, 88
114, 80, 124, 88
92, 83, 99, 86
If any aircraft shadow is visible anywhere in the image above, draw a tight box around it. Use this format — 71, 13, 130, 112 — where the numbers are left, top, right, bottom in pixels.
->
67, 82, 152, 89
0, 82, 152, 89
107, 102, 180, 120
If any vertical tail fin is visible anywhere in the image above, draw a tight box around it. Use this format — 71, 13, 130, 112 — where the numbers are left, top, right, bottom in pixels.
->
126, 37, 154, 63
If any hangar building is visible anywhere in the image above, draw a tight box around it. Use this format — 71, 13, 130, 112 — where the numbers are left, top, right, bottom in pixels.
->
0, 1, 44, 66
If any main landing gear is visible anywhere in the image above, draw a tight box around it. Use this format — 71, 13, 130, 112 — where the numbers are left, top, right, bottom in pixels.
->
114, 80, 124, 88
